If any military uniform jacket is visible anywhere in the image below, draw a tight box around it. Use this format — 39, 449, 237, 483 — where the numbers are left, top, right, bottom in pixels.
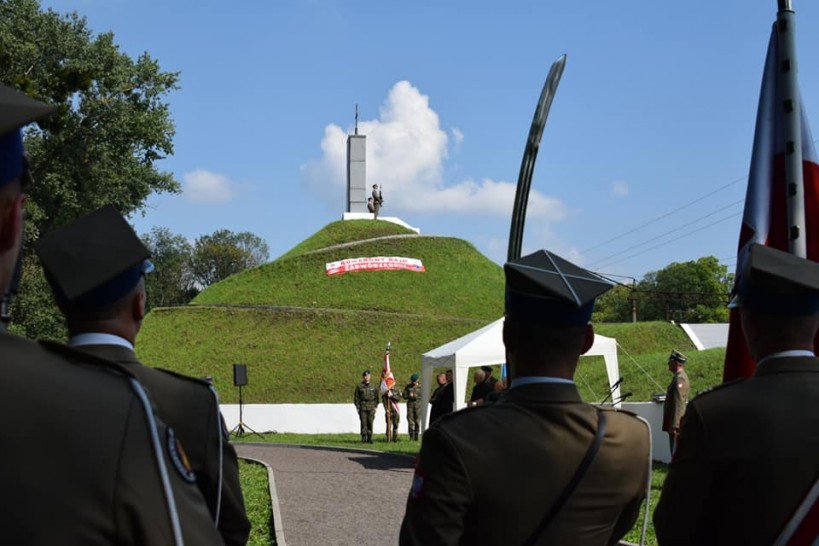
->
0, 332, 223, 545
654, 356, 819, 546
383, 387, 402, 415
662, 368, 689, 431
400, 382, 650, 546
75, 343, 249, 546
354, 381, 380, 411
403, 382, 421, 410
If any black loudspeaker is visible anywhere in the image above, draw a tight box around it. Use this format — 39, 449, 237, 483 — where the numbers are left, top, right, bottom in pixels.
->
233, 364, 248, 387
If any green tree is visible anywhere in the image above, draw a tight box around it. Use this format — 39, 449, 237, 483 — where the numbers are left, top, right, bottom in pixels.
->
191, 230, 270, 288
636, 256, 732, 323
593, 283, 635, 323
0, 0, 180, 337
141, 227, 197, 310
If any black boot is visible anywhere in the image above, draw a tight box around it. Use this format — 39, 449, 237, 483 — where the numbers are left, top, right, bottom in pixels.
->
367, 434, 373, 444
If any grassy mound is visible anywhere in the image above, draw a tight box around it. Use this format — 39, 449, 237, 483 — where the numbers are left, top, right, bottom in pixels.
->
137, 220, 727, 405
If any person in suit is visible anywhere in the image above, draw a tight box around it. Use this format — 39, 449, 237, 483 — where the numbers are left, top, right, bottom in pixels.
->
482, 365, 498, 393
654, 244, 819, 545
400, 249, 651, 545
0, 85, 222, 545
36, 205, 250, 545
428, 370, 454, 424
662, 350, 689, 454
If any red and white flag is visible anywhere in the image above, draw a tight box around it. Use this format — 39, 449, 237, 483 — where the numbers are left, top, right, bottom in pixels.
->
723, 26, 819, 381
380, 344, 399, 414
381, 344, 396, 393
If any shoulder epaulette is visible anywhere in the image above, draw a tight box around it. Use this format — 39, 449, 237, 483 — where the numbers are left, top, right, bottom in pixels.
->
691, 377, 746, 400
596, 405, 641, 418
39, 340, 135, 379
154, 367, 212, 388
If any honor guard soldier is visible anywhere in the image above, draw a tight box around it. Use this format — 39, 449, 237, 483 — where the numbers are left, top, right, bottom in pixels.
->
655, 244, 819, 545
400, 250, 651, 545
371, 184, 383, 219
36, 205, 250, 545
403, 373, 421, 441
382, 374, 403, 442
662, 349, 689, 454
0, 85, 222, 544
354, 369, 379, 443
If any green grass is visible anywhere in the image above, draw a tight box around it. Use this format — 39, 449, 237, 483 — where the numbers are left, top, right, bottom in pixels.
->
137, 221, 732, 405
138, 306, 487, 404
138, 308, 727, 405
278, 219, 417, 259
239, 459, 275, 545
192, 236, 504, 320
623, 463, 668, 546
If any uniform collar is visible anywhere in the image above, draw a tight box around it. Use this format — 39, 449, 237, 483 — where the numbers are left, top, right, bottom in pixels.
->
756, 350, 815, 367
69, 332, 134, 351
755, 353, 819, 375
502, 380, 583, 405
510, 376, 575, 388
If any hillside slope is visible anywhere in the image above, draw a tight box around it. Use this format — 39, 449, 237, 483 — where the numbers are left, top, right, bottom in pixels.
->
137, 220, 722, 404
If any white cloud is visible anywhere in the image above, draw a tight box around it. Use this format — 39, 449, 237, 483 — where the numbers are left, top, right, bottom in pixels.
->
612, 180, 629, 197
183, 169, 235, 203
300, 80, 569, 224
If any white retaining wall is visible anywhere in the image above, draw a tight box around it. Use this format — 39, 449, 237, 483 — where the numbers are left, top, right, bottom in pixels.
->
222, 401, 673, 463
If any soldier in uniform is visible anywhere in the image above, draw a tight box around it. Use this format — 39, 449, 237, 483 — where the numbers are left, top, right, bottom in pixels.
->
382, 375, 403, 441
36, 205, 250, 545
372, 184, 383, 219
354, 369, 379, 443
655, 244, 819, 545
662, 349, 689, 454
400, 250, 651, 545
403, 373, 421, 441
0, 85, 222, 544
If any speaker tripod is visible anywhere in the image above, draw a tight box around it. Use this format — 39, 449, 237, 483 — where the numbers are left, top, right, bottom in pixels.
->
229, 384, 264, 440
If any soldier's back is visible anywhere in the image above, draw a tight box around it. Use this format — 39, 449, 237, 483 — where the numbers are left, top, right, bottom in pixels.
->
402, 383, 649, 545
74, 343, 250, 545
0, 332, 222, 545
656, 356, 819, 545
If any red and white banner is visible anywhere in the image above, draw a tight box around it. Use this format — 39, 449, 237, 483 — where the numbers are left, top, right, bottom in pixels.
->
723, 27, 819, 381
325, 256, 426, 276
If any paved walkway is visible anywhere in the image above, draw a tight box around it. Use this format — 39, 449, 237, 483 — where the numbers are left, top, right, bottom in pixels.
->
235, 444, 415, 546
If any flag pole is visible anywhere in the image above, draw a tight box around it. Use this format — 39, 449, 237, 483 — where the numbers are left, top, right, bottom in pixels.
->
776, 0, 806, 257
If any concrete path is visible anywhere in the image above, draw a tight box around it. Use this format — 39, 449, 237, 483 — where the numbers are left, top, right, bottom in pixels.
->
235, 443, 415, 546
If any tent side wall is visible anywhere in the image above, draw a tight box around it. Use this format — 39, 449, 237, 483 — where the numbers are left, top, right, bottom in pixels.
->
421, 330, 622, 433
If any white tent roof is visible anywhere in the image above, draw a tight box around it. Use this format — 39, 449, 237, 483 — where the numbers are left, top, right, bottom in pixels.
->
419, 318, 622, 431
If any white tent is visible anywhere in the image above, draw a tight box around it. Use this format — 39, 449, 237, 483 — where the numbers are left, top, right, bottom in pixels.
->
420, 318, 622, 432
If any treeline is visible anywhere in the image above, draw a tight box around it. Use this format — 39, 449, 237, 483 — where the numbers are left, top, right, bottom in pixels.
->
1, 0, 269, 338
594, 256, 734, 323
141, 228, 269, 310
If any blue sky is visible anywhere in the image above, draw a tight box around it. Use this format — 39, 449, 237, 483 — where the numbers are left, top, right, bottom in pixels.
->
41, 0, 819, 282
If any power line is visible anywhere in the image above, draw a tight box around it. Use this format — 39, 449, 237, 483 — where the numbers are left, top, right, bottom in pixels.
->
592, 211, 741, 269
586, 200, 742, 268
581, 175, 747, 255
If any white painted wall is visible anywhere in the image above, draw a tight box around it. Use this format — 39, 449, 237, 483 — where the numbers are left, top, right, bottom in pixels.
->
222, 401, 673, 463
